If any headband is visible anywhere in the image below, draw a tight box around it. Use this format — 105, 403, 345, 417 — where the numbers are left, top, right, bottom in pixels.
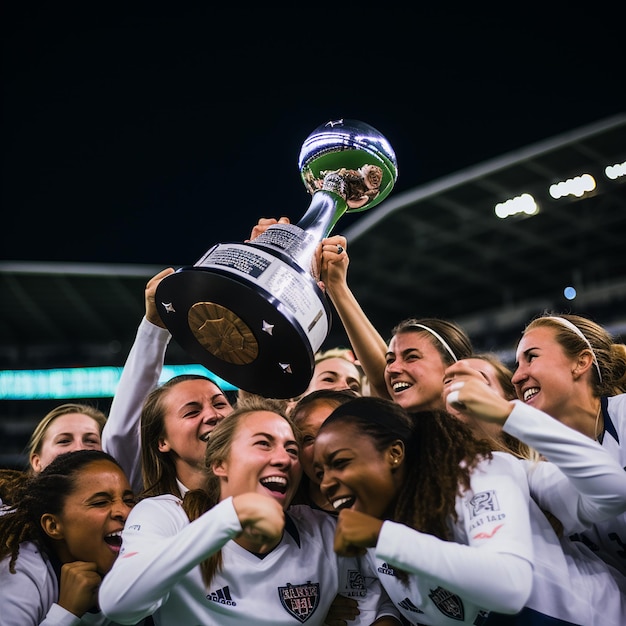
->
406, 324, 458, 363
544, 316, 602, 382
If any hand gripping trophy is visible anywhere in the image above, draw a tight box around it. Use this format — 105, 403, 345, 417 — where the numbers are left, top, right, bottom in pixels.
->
155, 119, 398, 398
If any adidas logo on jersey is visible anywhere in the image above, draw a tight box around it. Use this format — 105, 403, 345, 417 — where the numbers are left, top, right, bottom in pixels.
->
377, 562, 396, 576
398, 597, 424, 614
206, 585, 236, 606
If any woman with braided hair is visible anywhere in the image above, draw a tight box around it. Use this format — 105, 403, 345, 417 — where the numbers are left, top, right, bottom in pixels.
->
0, 449, 137, 625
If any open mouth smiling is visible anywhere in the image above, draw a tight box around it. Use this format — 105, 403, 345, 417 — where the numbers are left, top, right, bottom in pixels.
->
332, 496, 355, 511
104, 530, 123, 552
392, 381, 411, 393
523, 387, 539, 402
260, 476, 288, 494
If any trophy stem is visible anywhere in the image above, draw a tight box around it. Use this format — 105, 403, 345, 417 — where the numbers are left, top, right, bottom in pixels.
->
295, 189, 348, 240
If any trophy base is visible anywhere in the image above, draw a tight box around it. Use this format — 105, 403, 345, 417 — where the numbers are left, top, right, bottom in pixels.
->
155, 259, 331, 399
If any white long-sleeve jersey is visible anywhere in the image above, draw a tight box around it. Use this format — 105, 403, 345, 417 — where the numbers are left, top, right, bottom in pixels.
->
370, 452, 626, 626
101, 317, 170, 494
0, 541, 135, 626
504, 397, 626, 577
99, 495, 399, 626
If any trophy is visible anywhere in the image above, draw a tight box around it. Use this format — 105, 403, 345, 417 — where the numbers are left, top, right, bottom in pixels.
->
155, 119, 398, 398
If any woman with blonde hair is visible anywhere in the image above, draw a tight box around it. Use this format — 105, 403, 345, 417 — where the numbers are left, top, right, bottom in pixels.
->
1, 403, 107, 507
505, 312, 626, 575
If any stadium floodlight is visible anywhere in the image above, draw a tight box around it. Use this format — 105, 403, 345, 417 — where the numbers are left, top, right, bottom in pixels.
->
605, 160, 626, 180
549, 173, 596, 199
494, 193, 538, 219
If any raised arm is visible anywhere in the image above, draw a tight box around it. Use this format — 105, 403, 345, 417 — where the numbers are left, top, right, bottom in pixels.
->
320, 235, 390, 399
99, 494, 284, 624
101, 268, 174, 493
443, 366, 626, 530
334, 454, 535, 615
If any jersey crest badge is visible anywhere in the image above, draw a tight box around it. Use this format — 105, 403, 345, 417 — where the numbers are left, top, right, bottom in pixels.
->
278, 581, 320, 622
341, 569, 366, 598
467, 490, 500, 519
429, 586, 465, 620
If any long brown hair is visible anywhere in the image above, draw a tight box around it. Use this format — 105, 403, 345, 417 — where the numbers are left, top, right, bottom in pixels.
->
182, 396, 297, 587
391, 317, 473, 366
139, 375, 232, 499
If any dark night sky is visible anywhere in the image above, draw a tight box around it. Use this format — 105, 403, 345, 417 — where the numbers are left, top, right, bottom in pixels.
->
2, 6, 623, 269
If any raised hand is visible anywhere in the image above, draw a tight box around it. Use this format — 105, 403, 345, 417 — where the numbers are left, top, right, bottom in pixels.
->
246, 216, 291, 241
319, 235, 348, 295
145, 267, 175, 328
333, 509, 383, 558
444, 361, 514, 423
232, 492, 286, 552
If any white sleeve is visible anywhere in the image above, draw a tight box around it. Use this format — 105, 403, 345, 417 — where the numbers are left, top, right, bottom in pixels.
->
0, 544, 80, 626
98, 496, 242, 625
102, 317, 171, 493
504, 400, 626, 530
41, 603, 82, 626
375, 455, 534, 614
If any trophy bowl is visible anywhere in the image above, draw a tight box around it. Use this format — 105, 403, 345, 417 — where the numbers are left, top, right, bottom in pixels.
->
155, 119, 397, 398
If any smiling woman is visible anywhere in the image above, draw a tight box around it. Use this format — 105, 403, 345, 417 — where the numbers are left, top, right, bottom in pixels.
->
138, 374, 235, 499
0, 449, 137, 625
99, 395, 402, 626
313, 396, 626, 625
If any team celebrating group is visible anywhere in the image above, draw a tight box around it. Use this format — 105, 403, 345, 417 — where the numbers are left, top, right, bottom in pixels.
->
1, 217, 625, 625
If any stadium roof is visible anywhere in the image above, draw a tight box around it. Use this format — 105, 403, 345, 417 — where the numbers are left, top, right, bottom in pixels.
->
1, 113, 625, 372
339, 112, 626, 362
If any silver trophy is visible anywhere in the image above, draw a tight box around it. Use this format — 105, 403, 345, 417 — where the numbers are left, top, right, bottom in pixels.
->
155, 119, 398, 398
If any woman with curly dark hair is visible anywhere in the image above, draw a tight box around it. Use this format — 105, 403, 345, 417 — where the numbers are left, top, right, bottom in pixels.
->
0, 449, 136, 625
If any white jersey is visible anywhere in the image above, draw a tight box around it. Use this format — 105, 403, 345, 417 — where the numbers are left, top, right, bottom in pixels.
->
504, 397, 626, 577
371, 452, 626, 626
99, 495, 399, 626
0, 540, 134, 626
503, 399, 626, 534
101, 318, 170, 493
564, 394, 626, 576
